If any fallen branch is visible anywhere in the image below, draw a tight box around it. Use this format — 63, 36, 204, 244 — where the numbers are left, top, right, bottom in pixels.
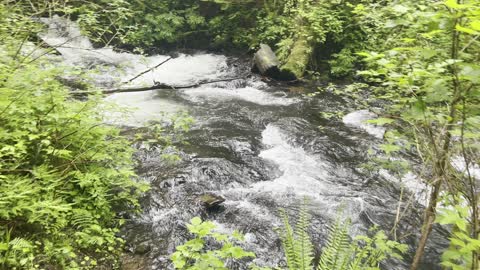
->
71, 77, 246, 95
123, 57, 172, 84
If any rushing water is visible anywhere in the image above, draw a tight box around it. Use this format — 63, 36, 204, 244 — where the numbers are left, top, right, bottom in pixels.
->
39, 16, 449, 270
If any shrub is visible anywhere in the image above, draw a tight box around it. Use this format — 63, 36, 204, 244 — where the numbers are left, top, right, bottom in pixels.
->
0, 4, 148, 268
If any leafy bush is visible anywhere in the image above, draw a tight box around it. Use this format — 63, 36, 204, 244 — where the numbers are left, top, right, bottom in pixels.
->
437, 195, 480, 270
171, 217, 255, 269
117, 0, 206, 48
277, 207, 407, 270
172, 208, 407, 270
353, 0, 480, 268
0, 4, 148, 269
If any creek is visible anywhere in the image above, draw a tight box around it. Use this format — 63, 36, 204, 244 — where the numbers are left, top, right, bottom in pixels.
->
40, 16, 448, 270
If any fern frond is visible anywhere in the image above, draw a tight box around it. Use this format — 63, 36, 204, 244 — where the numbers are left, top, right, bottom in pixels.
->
278, 208, 300, 269
277, 202, 315, 270
317, 218, 351, 270
9, 237, 33, 251
70, 209, 95, 229
294, 203, 313, 270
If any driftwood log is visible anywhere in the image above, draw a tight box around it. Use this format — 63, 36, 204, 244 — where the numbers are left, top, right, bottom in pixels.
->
71, 77, 246, 95
281, 36, 312, 79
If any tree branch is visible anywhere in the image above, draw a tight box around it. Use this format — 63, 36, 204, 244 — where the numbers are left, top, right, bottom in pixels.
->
71, 77, 247, 95
123, 57, 172, 84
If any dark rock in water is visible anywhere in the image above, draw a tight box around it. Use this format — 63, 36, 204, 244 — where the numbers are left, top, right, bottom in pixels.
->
198, 194, 225, 209
252, 44, 296, 81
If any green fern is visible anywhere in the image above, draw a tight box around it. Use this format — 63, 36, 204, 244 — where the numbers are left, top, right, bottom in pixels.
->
70, 209, 96, 229
317, 218, 351, 270
294, 207, 314, 270
278, 209, 300, 269
277, 203, 314, 270
8, 238, 33, 252
276, 207, 407, 270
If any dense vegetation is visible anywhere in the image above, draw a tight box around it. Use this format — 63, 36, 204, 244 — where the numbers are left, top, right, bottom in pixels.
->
0, 2, 148, 269
171, 209, 406, 270
354, 1, 480, 269
0, 0, 479, 269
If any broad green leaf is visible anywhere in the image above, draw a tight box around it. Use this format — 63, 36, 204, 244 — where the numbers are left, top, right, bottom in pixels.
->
456, 24, 477, 35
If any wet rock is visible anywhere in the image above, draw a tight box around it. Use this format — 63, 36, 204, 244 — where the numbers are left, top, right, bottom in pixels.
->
198, 193, 225, 209
56, 76, 90, 90
252, 44, 296, 81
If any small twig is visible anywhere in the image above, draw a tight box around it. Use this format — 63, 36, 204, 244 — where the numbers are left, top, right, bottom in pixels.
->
123, 57, 172, 84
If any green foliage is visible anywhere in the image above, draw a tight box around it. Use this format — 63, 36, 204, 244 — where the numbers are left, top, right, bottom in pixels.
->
171, 208, 407, 270
0, 4, 148, 269
349, 229, 408, 269
205, 0, 362, 76
5, 0, 134, 46
171, 217, 255, 270
437, 195, 480, 270
118, 0, 206, 48
7, 0, 206, 49
317, 219, 351, 270
276, 206, 407, 270
352, 0, 480, 268
318, 222, 407, 270
276, 208, 314, 270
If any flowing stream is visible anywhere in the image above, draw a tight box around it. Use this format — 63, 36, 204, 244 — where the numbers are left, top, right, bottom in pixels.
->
39, 16, 448, 270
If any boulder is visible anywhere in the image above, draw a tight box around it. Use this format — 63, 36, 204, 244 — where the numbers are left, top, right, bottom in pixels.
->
252, 44, 296, 81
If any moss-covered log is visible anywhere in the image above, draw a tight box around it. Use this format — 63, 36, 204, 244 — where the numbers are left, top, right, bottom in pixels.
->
280, 36, 313, 79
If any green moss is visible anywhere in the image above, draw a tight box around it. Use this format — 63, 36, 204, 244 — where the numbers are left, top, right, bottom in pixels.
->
281, 36, 313, 79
